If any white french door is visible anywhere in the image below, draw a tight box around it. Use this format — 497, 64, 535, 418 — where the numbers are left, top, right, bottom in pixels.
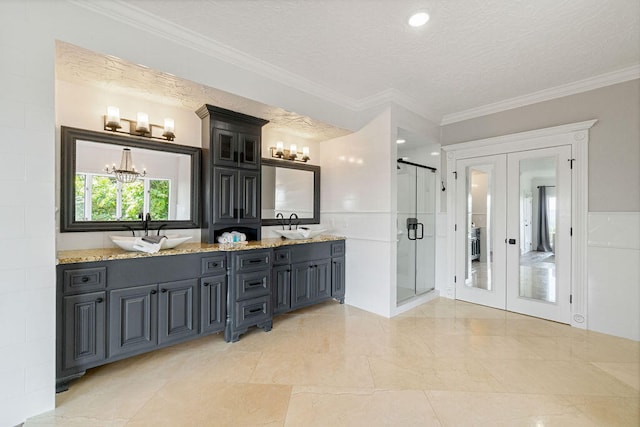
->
455, 145, 572, 323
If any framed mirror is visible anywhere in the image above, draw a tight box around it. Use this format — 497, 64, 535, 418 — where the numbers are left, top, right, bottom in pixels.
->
261, 158, 320, 226
60, 126, 201, 232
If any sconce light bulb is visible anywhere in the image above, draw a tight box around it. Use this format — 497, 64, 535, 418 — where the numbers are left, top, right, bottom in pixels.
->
105, 106, 121, 130
136, 112, 149, 133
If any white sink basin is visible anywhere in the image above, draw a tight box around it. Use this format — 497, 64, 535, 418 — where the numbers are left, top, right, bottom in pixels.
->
273, 228, 327, 240
110, 235, 192, 251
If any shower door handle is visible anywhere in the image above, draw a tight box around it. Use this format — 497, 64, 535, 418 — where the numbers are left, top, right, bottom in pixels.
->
406, 218, 418, 241
416, 223, 424, 240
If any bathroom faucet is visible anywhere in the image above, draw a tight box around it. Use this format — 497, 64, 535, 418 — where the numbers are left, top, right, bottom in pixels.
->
139, 212, 152, 236
276, 213, 285, 230
288, 213, 299, 230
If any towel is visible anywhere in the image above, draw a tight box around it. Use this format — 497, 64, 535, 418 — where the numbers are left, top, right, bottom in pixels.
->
132, 237, 162, 254
217, 231, 248, 244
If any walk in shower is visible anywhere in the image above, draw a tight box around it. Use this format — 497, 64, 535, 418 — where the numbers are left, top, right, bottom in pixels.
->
396, 159, 436, 304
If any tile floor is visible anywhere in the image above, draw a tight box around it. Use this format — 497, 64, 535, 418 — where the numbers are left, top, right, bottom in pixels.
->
26, 298, 639, 426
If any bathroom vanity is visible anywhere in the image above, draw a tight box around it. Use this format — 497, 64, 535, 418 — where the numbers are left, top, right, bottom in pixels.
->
55, 237, 345, 391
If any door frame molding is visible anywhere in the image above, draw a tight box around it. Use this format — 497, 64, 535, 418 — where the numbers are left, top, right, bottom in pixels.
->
443, 120, 597, 328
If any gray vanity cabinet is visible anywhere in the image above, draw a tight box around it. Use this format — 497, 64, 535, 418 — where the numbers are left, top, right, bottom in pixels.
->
212, 167, 260, 225
291, 259, 331, 309
272, 264, 291, 315
158, 279, 199, 345
197, 104, 268, 243
62, 292, 106, 371
201, 275, 227, 335
109, 279, 199, 357
226, 249, 273, 342
273, 240, 346, 313
109, 284, 158, 358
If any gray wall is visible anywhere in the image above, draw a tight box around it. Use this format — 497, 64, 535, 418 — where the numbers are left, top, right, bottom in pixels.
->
441, 79, 640, 212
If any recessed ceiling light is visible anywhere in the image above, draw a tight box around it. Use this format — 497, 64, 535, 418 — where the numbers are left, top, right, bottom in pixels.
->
430, 151, 440, 156
408, 11, 430, 27
396, 139, 406, 144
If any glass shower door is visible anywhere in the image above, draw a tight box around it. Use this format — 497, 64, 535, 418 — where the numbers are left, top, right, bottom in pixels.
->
397, 161, 435, 304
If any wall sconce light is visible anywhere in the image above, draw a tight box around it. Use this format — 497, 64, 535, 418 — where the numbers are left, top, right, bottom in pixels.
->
103, 106, 176, 141
269, 141, 310, 162
105, 148, 147, 183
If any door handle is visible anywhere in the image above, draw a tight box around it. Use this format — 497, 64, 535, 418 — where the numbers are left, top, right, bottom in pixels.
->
508, 238, 517, 245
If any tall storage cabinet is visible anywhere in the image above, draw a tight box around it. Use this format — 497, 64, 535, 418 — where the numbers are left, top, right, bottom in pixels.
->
196, 104, 268, 243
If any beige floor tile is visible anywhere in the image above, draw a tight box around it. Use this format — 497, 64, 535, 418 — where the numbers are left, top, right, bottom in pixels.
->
563, 394, 640, 426
480, 359, 640, 396
128, 381, 291, 427
286, 387, 441, 426
426, 390, 596, 427
250, 351, 375, 388
26, 297, 640, 426
592, 362, 640, 390
368, 355, 505, 392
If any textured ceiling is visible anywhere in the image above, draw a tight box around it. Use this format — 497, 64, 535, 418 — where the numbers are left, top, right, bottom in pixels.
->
59, 0, 640, 146
120, 0, 640, 119
55, 42, 351, 142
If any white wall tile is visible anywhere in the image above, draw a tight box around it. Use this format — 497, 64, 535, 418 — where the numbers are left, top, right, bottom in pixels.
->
25, 287, 55, 343
588, 212, 640, 250
0, 268, 25, 295
0, 206, 25, 238
587, 246, 640, 341
25, 361, 52, 394
0, 153, 25, 181
0, 98, 26, 129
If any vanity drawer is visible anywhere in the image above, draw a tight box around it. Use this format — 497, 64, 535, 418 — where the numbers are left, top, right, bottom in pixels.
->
63, 267, 106, 294
201, 254, 227, 275
235, 270, 270, 301
331, 241, 345, 257
233, 295, 271, 330
273, 248, 291, 265
234, 249, 271, 272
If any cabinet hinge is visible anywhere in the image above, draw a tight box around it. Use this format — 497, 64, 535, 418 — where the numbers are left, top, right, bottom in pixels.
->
455, 224, 457, 232
569, 158, 575, 169
454, 275, 457, 283
570, 227, 573, 236
453, 171, 458, 180
570, 294, 573, 304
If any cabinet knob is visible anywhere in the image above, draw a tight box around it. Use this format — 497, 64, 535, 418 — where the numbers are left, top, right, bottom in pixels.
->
81, 277, 89, 283
203, 283, 210, 287
161, 288, 168, 293
95, 297, 103, 303
150, 289, 157, 295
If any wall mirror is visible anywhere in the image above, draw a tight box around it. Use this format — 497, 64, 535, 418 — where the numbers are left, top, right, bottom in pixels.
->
60, 126, 201, 232
261, 158, 320, 226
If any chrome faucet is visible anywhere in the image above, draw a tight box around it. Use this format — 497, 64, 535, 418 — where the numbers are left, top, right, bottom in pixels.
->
288, 213, 299, 230
276, 212, 285, 230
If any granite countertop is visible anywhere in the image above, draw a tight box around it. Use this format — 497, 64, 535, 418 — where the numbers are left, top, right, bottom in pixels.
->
56, 235, 346, 265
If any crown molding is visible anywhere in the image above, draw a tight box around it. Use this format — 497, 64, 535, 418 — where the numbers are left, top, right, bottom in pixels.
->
441, 65, 640, 126
69, 0, 360, 111
356, 89, 442, 124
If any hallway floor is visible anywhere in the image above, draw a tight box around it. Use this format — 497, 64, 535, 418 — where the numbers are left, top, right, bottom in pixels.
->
26, 298, 639, 426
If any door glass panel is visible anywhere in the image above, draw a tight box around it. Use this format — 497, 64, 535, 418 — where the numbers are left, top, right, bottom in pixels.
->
396, 162, 417, 303
415, 167, 435, 295
518, 156, 556, 302
243, 137, 256, 163
465, 166, 493, 290
219, 133, 233, 160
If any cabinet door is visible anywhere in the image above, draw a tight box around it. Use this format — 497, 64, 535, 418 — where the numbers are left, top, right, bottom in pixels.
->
272, 265, 291, 314
239, 170, 260, 222
63, 292, 106, 370
212, 128, 237, 167
213, 167, 237, 224
159, 279, 198, 345
314, 258, 331, 300
238, 132, 260, 169
109, 285, 157, 358
201, 275, 227, 335
332, 256, 346, 301
291, 262, 313, 309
